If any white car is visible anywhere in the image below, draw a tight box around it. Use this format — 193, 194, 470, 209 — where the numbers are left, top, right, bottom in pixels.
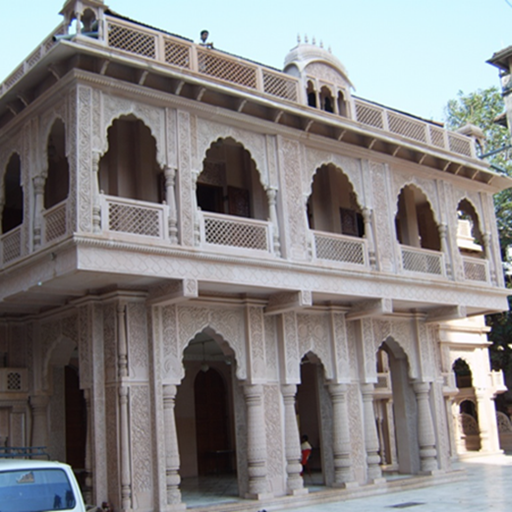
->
0, 459, 86, 512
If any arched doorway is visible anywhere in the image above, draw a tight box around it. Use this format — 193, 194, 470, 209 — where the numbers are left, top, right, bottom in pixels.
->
176, 331, 239, 507
296, 352, 327, 488
378, 339, 420, 475
453, 358, 480, 452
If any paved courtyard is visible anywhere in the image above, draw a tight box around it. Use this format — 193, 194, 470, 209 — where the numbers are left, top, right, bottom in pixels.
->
289, 454, 512, 512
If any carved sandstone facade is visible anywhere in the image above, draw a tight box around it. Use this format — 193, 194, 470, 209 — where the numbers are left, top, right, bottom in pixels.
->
0, 1, 509, 511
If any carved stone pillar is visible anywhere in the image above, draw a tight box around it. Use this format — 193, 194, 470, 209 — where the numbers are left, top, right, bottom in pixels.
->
30, 395, 49, 449
281, 384, 305, 495
83, 389, 93, 504
164, 166, 178, 244
92, 151, 102, 233
191, 172, 201, 245
413, 381, 438, 473
243, 384, 271, 499
361, 383, 383, 483
329, 383, 356, 487
475, 389, 492, 453
267, 187, 281, 257
10, 404, 27, 447
438, 223, 451, 278
117, 302, 132, 511
362, 207, 376, 269
33, 176, 45, 248
163, 384, 183, 506
482, 232, 497, 285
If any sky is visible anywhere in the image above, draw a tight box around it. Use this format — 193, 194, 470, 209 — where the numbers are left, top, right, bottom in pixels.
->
1, 0, 511, 123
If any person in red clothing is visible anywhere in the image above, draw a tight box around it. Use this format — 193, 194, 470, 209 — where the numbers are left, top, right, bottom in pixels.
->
300, 434, 312, 475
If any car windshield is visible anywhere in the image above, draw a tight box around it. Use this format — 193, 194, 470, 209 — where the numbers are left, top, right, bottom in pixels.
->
0, 468, 77, 512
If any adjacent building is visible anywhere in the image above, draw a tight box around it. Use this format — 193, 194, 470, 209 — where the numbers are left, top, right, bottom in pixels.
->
0, 1, 509, 510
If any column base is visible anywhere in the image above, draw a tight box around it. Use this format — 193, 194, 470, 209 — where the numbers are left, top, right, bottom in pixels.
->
245, 492, 274, 500
332, 481, 359, 490
367, 477, 386, 485
167, 504, 187, 512
419, 468, 443, 476
288, 487, 308, 496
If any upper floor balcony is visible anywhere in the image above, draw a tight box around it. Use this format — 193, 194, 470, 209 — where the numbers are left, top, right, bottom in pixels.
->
0, 13, 478, 162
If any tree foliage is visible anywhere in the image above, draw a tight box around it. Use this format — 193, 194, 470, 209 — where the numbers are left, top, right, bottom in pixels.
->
444, 87, 512, 372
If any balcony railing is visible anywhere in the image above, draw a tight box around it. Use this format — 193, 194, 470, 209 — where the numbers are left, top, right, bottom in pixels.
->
400, 245, 445, 276
200, 211, 271, 252
0, 15, 478, 159
353, 99, 475, 157
312, 230, 368, 266
43, 200, 68, 244
462, 255, 489, 283
1, 226, 22, 265
100, 194, 169, 239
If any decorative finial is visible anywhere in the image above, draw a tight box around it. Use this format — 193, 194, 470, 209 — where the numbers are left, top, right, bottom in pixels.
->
312, 36, 316, 45
297, 33, 301, 43
328, 45, 332, 53
304, 34, 309, 43
320, 40, 323, 48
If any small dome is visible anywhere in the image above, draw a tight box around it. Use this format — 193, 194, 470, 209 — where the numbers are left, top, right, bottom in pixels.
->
284, 42, 353, 89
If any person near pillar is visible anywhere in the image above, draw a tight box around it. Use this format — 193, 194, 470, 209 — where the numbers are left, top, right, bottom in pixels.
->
300, 434, 312, 475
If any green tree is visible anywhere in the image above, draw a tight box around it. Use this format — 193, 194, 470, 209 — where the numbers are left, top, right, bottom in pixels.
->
444, 86, 512, 373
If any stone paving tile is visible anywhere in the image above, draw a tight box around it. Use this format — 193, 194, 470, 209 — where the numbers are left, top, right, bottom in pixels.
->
286, 455, 512, 512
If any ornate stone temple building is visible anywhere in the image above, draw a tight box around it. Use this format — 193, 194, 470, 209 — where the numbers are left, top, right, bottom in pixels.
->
0, 1, 509, 510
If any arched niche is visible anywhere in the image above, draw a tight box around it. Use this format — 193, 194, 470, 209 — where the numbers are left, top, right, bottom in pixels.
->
452, 357, 473, 388
1, 153, 23, 234
98, 115, 163, 203
456, 198, 484, 257
44, 119, 70, 209
197, 138, 268, 220
395, 184, 440, 250
319, 86, 334, 113
307, 163, 364, 237
306, 80, 317, 107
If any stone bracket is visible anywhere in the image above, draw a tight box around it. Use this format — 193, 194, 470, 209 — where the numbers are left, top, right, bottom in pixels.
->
265, 290, 312, 315
148, 279, 198, 306
346, 298, 392, 320
425, 304, 466, 323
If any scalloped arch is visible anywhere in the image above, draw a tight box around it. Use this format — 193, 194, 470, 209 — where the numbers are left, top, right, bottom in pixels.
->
378, 335, 418, 380
179, 325, 245, 382
42, 335, 76, 391
299, 349, 333, 381
393, 182, 440, 227
0, 148, 23, 190
200, 136, 268, 194
195, 122, 268, 187
100, 106, 166, 169
306, 155, 364, 206
40, 110, 68, 169
454, 194, 485, 237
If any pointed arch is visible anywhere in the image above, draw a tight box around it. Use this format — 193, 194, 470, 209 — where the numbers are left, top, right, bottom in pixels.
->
42, 335, 76, 391
40, 109, 68, 174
